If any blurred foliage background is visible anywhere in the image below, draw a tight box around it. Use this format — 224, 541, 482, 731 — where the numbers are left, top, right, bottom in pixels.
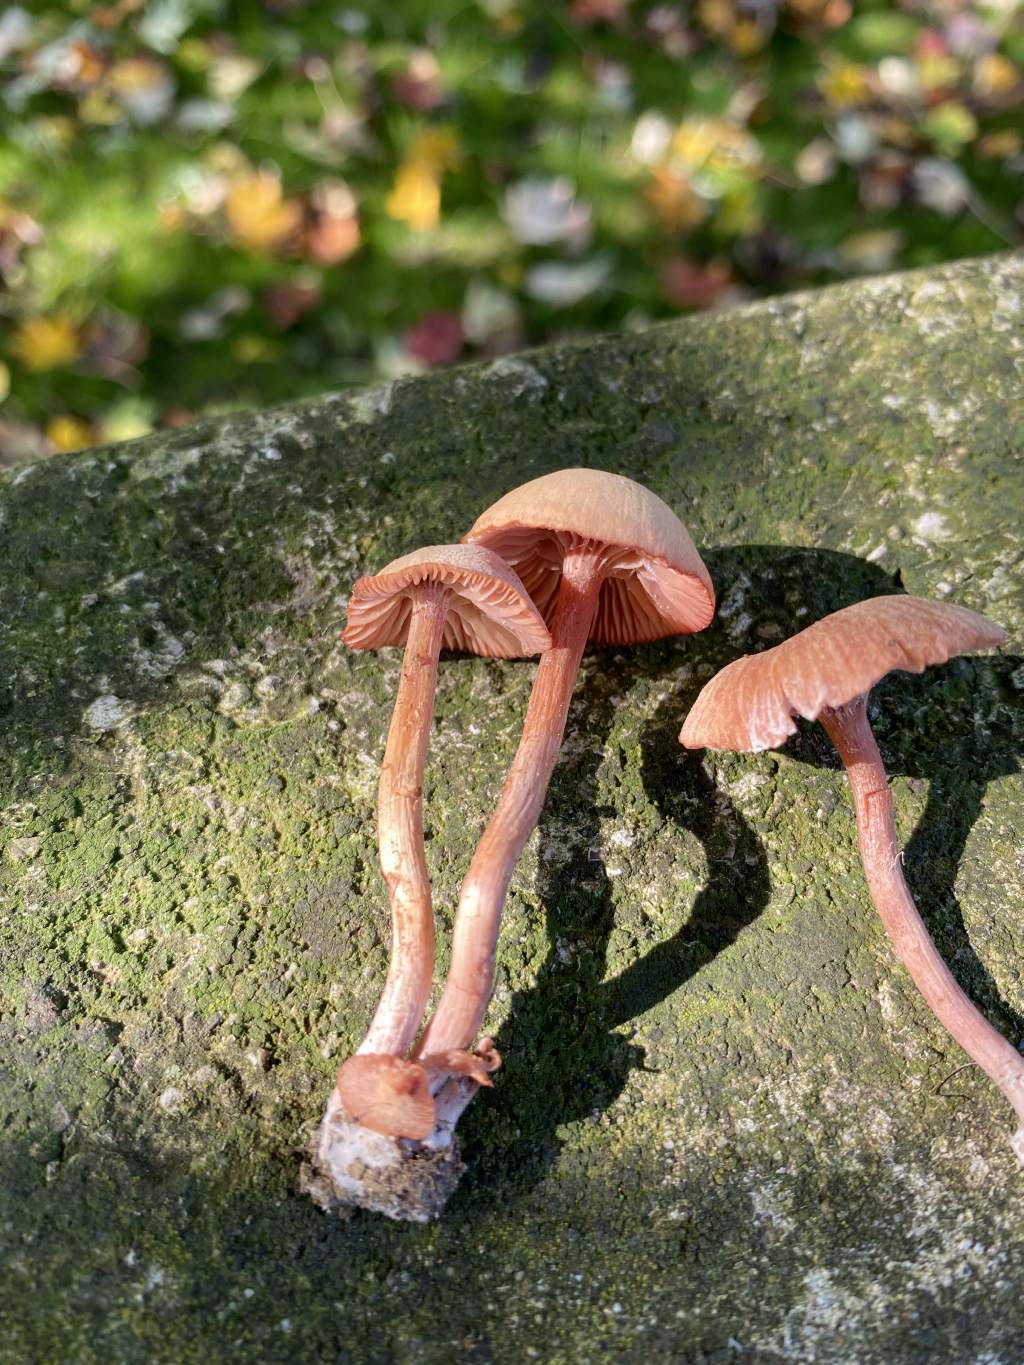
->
1, 0, 1022, 462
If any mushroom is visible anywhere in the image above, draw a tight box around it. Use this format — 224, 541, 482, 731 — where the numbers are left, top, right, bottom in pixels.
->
678, 594, 1024, 1157
334, 544, 550, 1135
414, 469, 715, 1100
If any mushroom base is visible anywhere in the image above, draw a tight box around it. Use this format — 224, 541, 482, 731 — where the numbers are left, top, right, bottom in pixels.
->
301, 1086, 472, 1222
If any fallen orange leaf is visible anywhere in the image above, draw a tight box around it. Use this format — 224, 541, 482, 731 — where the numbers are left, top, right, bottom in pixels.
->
225, 171, 303, 253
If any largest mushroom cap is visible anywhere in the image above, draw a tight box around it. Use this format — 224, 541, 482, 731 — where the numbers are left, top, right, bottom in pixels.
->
343, 544, 551, 658
463, 468, 714, 645
681, 595, 1007, 753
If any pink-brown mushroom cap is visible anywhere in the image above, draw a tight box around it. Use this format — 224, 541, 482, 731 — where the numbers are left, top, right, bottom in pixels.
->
336, 1054, 435, 1139
463, 468, 714, 646
680, 595, 1007, 753
342, 543, 551, 659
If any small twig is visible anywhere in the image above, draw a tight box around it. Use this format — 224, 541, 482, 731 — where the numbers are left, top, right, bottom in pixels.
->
933, 1061, 973, 1100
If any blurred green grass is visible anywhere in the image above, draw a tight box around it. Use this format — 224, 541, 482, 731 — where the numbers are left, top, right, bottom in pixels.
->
1, 0, 1021, 459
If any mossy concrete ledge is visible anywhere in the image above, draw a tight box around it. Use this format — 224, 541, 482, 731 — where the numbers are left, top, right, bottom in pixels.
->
2, 254, 1023, 1362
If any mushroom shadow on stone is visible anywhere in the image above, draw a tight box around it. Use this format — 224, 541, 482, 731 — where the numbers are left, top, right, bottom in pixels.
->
457, 544, 904, 1200
456, 659, 638, 1192
604, 545, 907, 1029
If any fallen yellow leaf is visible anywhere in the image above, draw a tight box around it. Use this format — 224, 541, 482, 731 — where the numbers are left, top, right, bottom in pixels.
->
225, 171, 303, 253
386, 161, 441, 231
10, 316, 81, 371
818, 61, 872, 108
47, 415, 94, 453
673, 119, 761, 174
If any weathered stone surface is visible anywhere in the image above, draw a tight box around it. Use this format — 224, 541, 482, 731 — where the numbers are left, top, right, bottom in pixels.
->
1, 254, 1022, 1362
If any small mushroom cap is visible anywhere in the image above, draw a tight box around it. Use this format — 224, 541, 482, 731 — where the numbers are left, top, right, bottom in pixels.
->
336, 1054, 435, 1139
463, 468, 714, 646
342, 543, 551, 658
680, 595, 1007, 753
420, 1038, 502, 1087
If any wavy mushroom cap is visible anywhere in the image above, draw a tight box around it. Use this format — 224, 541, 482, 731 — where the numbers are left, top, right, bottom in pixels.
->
342, 544, 551, 659
420, 1038, 502, 1086
336, 1054, 435, 1139
463, 468, 714, 646
680, 595, 1007, 754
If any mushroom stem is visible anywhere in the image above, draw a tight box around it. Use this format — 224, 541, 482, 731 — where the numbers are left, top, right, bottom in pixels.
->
820, 696, 1024, 1156
359, 582, 450, 1056
416, 547, 605, 1058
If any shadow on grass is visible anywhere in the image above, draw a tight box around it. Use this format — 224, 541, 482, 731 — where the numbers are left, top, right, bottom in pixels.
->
460, 546, 1023, 1201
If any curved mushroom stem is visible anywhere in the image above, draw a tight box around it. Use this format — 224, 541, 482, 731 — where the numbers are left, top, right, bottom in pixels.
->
416, 546, 605, 1060
357, 582, 450, 1056
820, 695, 1024, 1161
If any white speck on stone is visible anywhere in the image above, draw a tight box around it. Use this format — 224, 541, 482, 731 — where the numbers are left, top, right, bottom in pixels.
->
935, 580, 954, 597
379, 450, 396, 464
866, 542, 887, 562
83, 695, 134, 731
716, 573, 756, 642
130, 444, 202, 483
923, 398, 974, 439
110, 570, 146, 596
485, 356, 549, 399
219, 681, 251, 712
254, 674, 281, 700
903, 275, 964, 341
982, 565, 1015, 603
135, 627, 186, 679
993, 288, 1022, 334
912, 511, 951, 542
262, 445, 283, 461
748, 1178, 796, 1234
348, 382, 394, 423
158, 1087, 183, 1111
730, 771, 767, 801
7, 836, 41, 863
881, 393, 905, 410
